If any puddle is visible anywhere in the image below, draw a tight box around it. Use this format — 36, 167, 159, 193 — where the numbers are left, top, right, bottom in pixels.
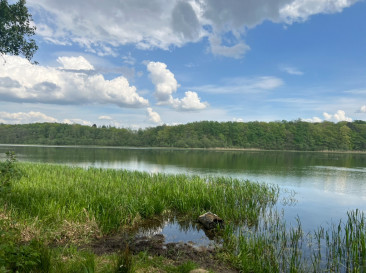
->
134, 216, 219, 247
87, 215, 222, 258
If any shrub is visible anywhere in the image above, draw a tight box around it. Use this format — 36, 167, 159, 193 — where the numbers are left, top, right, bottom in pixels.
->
0, 151, 22, 189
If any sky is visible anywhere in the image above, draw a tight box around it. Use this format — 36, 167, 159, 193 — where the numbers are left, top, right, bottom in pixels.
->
1, 0, 366, 128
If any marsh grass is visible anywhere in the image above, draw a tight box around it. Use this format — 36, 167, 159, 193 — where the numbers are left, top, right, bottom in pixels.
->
2, 163, 278, 236
222, 209, 366, 272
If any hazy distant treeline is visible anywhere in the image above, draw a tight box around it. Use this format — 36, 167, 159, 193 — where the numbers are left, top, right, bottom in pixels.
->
1, 120, 366, 151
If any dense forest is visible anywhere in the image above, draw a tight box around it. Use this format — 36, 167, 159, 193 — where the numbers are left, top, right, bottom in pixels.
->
0, 120, 366, 151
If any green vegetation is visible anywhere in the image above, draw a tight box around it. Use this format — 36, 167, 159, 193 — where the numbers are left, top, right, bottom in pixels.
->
1, 120, 366, 151
0, 160, 277, 272
0, 0, 38, 62
1, 157, 366, 272
223, 210, 366, 272
3, 163, 277, 233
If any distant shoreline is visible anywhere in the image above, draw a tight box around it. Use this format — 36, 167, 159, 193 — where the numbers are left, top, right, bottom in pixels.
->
1, 143, 365, 154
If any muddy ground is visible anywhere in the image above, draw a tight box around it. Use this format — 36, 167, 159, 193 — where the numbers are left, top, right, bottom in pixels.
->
87, 232, 238, 273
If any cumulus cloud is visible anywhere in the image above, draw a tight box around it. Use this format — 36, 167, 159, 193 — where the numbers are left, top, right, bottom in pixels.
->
172, 91, 209, 111
57, 56, 95, 70
302, 116, 322, 123
28, 0, 359, 58
323, 110, 352, 122
0, 55, 149, 108
356, 105, 366, 113
280, 0, 358, 23
171, 1, 201, 40
98, 115, 113, 120
147, 62, 208, 111
0, 110, 95, 125
62, 118, 92, 126
0, 111, 57, 124
146, 107, 162, 124
147, 61, 179, 102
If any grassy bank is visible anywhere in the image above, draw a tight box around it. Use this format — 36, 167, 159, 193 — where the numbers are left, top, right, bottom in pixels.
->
0, 161, 278, 272
1, 160, 366, 272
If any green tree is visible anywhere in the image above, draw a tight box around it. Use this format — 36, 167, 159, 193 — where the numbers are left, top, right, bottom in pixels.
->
339, 124, 352, 150
0, 0, 37, 62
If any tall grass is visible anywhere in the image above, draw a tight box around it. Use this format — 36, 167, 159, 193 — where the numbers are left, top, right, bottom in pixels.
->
224, 209, 366, 272
1, 163, 278, 234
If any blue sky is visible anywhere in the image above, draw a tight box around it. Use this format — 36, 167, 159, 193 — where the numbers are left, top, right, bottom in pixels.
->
1, 0, 366, 128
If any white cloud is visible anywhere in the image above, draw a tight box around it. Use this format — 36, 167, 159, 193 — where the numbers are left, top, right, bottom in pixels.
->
57, 56, 95, 70
122, 53, 136, 66
356, 105, 366, 113
323, 110, 352, 122
98, 115, 113, 120
195, 76, 284, 94
172, 91, 209, 111
249, 77, 284, 90
0, 111, 91, 125
334, 110, 352, 122
28, 0, 359, 59
147, 61, 208, 111
0, 111, 58, 124
62, 118, 92, 126
280, 0, 358, 23
302, 116, 322, 123
323, 112, 332, 120
146, 107, 162, 124
147, 61, 179, 102
280, 65, 304, 75
0, 55, 149, 108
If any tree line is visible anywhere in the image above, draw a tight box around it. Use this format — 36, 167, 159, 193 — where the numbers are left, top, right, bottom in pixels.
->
0, 120, 366, 151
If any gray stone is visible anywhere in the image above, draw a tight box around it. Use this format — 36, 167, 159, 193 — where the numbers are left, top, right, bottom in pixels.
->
197, 212, 224, 230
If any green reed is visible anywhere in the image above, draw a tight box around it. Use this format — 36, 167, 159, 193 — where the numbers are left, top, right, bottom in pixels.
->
223, 209, 366, 273
0, 163, 278, 234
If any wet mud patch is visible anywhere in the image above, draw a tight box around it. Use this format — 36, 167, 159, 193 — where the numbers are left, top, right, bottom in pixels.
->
86, 216, 238, 272
89, 233, 237, 273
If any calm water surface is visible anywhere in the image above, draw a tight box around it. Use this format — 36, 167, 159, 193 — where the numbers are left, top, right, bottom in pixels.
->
1, 145, 366, 232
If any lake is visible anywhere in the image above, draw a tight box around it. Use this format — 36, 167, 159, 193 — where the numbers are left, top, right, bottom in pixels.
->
1, 144, 366, 233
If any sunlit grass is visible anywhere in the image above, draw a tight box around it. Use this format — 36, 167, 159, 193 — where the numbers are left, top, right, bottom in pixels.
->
1, 162, 278, 235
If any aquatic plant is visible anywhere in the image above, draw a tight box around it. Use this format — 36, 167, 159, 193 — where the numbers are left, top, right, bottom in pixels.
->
224, 209, 366, 272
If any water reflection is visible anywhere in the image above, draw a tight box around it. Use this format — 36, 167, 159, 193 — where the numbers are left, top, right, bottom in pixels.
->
133, 216, 216, 246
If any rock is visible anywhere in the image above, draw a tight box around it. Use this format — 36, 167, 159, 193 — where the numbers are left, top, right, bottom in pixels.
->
189, 269, 209, 273
197, 212, 224, 230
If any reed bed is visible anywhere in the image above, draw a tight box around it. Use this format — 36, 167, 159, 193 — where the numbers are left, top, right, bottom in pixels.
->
1, 163, 278, 234
223, 209, 366, 272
